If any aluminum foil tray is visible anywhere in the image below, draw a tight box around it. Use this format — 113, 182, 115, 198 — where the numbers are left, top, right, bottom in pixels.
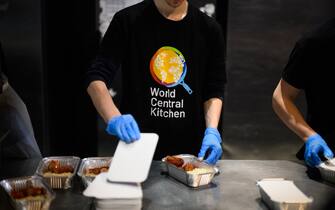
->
162, 154, 218, 188
0, 176, 55, 210
35, 156, 80, 189
77, 157, 112, 187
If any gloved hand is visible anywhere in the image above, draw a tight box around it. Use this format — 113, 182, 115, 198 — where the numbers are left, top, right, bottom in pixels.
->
304, 134, 334, 167
198, 127, 223, 165
106, 114, 141, 143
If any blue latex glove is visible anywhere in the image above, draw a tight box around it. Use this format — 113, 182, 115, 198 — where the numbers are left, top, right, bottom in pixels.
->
198, 128, 223, 165
106, 114, 141, 143
304, 134, 334, 167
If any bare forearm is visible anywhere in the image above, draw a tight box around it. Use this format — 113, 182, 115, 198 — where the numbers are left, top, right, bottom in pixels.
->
204, 98, 223, 128
87, 81, 121, 123
272, 82, 316, 141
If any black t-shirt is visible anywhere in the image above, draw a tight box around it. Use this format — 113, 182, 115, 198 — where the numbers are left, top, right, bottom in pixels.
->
282, 18, 335, 151
86, 1, 226, 159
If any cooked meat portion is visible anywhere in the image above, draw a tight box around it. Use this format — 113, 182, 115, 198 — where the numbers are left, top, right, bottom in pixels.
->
100, 167, 109, 173
86, 166, 109, 175
45, 160, 74, 174
166, 156, 184, 167
11, 186, 46, 200
183, 163, 197, 171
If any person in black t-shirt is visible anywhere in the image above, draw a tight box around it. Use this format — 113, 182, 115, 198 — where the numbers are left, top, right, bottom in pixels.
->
86, 0, 226, 164
272, 18, 335, 167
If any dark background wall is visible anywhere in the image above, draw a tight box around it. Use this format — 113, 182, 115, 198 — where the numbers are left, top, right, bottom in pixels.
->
43, 0, 98, 157
0, 0, 47, 151
224, 0, 329, 160
0, 0, 98, 157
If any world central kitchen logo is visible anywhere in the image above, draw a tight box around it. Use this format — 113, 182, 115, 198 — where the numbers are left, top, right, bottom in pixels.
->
150, 46, 193, 94
148, 46, 192, 118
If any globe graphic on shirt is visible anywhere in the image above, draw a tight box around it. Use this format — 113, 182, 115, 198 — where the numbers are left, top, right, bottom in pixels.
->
150, 46, 186, 86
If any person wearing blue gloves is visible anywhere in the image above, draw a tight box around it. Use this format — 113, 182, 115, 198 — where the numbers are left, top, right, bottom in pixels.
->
86, 0, 226, 164
272, 18, 335, 167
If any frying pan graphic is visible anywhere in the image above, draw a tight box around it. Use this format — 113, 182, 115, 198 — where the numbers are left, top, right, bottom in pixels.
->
150, 46, 193, 94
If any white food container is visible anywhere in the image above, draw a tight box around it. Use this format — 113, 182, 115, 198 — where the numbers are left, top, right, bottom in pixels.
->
83, 173, 142, 210
257, 178, 313, 210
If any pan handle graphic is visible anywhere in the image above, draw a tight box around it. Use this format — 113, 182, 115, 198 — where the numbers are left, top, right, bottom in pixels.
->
180, 81, 193, 94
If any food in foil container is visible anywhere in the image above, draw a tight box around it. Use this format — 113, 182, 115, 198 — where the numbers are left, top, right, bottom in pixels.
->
182, 162, 197, 171
35, 156, 80, 189
85, 166, 109, 177
186, 167, 213, 175
0, 176, 55, 210
165, 156, 199, 172
43, 160, 74, 177
165, 156, 212, 174
162, 154, 218, 187
165, 156, 184, 168
11, 184, 46, 201
77, 157, 112, 186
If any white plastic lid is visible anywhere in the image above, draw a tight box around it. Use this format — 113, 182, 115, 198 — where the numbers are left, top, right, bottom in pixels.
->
83, 173, 142, 199
107, 133, 159, 183
257, 178, 313, 204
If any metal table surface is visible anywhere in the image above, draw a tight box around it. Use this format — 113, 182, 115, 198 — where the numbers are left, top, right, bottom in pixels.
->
0, 159, 335, 210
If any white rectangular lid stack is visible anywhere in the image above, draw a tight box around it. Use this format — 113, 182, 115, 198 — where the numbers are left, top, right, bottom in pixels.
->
257, 178, 313, 204
83, 173, 142, 199
107, 133, 159, 183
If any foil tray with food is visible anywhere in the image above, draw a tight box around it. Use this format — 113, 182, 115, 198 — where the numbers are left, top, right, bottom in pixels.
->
0, 176, 55, 210
35, 156, 81, 189
161, 154, 219, 188
77, 157, 112, 187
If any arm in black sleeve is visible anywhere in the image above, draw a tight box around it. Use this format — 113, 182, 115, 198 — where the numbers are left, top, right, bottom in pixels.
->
282, 41, 312, 90
203, 23, 227, 102
85, 13, 126, 89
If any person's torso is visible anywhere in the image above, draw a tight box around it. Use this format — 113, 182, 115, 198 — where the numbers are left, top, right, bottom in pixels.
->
116, 1, 217, 158
301, 19, 335, 144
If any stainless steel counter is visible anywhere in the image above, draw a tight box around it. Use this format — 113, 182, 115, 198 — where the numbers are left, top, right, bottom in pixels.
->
1, 159, 334, 210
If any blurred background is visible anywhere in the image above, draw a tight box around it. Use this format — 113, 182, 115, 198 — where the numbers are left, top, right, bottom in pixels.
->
0, 0, 330, 159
